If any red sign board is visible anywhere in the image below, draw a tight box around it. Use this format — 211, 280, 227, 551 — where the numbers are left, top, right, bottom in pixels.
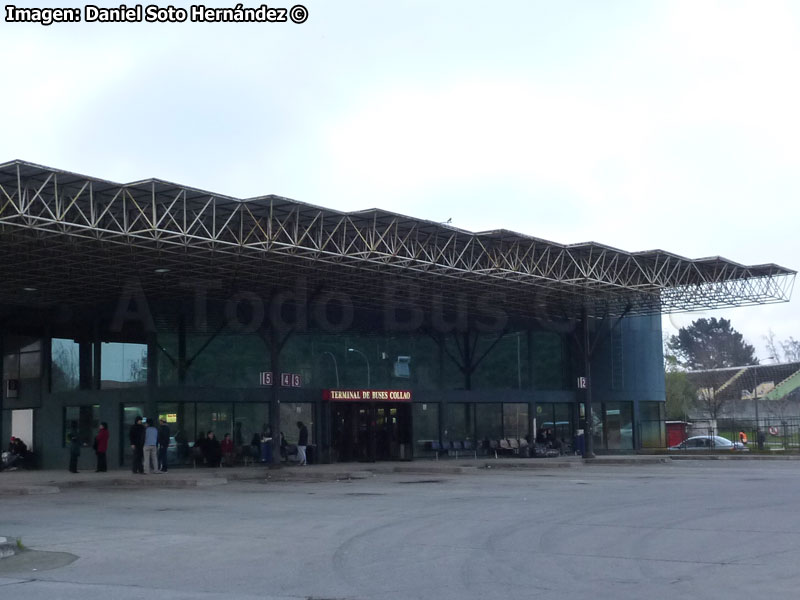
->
323, 390, 412, 402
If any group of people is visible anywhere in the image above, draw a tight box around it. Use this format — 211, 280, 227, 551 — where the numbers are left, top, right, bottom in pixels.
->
248, 422, 308, 465
1, 436, 30, 471
128, 416, 171, 474
62, 417, 310, 473
65, 422, 110, 473
192, 430, 225, 467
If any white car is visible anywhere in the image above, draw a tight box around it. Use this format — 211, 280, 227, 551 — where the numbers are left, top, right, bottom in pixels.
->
669, 435, 748, 451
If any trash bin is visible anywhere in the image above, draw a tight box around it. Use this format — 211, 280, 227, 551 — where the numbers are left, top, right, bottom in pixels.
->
306, 445, 316, 465
574, 431, 585, 456
260, 441, 273, 463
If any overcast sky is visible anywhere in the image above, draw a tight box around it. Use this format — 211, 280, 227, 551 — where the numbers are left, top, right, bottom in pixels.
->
2, 0, 798, 360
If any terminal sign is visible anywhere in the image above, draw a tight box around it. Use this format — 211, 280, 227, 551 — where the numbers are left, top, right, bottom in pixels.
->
323, 390, 412, 402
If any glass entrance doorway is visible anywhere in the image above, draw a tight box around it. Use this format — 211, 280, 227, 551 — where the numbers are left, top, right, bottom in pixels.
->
331, 403, 411, 462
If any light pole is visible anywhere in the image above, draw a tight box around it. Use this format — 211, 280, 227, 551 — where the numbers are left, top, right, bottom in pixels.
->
321, 351, 339, 387
348, 348, 371, 387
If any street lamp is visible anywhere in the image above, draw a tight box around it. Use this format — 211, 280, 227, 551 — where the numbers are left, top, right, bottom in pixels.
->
321, 351, 340, 387
347, 348, 371, 387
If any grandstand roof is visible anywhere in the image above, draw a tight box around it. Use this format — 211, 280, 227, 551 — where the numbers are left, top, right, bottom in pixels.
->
0, 160, 794, 319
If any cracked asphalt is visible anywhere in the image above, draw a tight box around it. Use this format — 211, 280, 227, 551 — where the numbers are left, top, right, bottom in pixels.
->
2, 461, 800, 600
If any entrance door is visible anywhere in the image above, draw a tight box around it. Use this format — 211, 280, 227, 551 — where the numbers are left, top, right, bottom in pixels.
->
331, 403, 411, 462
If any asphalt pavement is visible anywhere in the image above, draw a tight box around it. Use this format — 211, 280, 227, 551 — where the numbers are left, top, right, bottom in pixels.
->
2, 457, 800, 600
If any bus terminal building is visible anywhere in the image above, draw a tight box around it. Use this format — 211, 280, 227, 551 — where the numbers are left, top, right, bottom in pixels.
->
0, 161, 795, 469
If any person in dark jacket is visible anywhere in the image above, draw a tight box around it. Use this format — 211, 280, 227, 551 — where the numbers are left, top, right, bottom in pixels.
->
157, 418, 171, 473
68, 433, 81, 473
250, 432, 261, 462
129, 416, 145, 474
95, 422, 109, 472
296, 421, 308, 466
203, 431, 222, 467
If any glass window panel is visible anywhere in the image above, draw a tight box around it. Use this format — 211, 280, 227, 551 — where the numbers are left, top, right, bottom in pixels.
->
3, 353, 19, 381
553, 404, 574, 447
101, 343, 147, 388
185, 334, 268, 388
532, 332, 565, 390
446, 403, 473, 442
503, 403, 528, 440
412, 402, 439, 456
64, 405, 99, 447
196, 403, 233, 442
20, 338, 41, 353
472, 333, 529, 391
156, 402, 196, 467
280, 403, 314, 445
605, 402, 633, 450
591, 407, 604, 450
52, 338, 80, 393
19, 351, 41, 379
640, 401, 665, 448
233, 403, 271, 449
157, 333, 178, 386
476, 404, 503, 442
5, 336, 41, 353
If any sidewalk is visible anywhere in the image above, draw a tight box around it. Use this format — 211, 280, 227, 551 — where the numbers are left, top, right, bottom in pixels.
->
0, 454, 680, 495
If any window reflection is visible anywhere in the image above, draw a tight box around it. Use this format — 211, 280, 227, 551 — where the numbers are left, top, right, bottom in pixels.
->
101, 343, 147, 388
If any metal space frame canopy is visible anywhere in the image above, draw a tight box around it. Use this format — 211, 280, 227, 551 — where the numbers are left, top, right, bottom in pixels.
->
0, 160, 794, 319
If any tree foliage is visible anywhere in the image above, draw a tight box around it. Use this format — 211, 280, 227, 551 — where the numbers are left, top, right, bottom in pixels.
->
667, 317, 757, 370
764, 330, 800, 363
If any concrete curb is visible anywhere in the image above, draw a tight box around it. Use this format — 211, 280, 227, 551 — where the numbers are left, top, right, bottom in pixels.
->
482, 460, 580, 469
0, 537, 20, 559
584, 457, 672, 465
264, 470, 375, 481
0, 485, 60, 496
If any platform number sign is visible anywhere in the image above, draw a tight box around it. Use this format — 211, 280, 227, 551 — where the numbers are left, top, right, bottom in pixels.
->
577, 376, 588, 389
260, 372, 273, 386
280, 373, 302, 388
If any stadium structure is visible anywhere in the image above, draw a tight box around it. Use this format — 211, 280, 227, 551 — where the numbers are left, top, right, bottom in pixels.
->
0, 160, 795, 468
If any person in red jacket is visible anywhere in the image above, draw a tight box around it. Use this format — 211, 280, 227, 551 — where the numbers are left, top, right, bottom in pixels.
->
94, 422, 110, 472
221, 433, 235, 467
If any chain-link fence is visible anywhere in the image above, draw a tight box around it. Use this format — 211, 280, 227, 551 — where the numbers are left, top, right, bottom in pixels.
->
638, 418, 800, 452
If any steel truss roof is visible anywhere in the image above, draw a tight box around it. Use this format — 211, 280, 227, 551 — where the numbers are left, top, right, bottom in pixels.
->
0, 160, 794, 319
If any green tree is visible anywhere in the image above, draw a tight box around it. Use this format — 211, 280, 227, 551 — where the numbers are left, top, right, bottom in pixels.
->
667, 318, 757, 370
664, 354, 695, 419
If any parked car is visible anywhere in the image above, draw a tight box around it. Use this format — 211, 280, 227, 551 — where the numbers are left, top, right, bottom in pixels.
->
669, 435, 748, 451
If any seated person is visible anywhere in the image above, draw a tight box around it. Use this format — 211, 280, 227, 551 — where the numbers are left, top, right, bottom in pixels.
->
203, 431, 222, 467
2, 436, 27, 471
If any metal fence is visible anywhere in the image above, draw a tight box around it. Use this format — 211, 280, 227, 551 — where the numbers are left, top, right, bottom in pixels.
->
638, 418, 800, 452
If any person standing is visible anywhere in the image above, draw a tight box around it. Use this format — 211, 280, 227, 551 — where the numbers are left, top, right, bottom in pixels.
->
157, 418, 171, 473
129, 416, 145, 474
143, 418, 159, 474
296, 421, 308, 466
68, 433, 81, 473
221, 433, 234, 467
95, 422, 109, 472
